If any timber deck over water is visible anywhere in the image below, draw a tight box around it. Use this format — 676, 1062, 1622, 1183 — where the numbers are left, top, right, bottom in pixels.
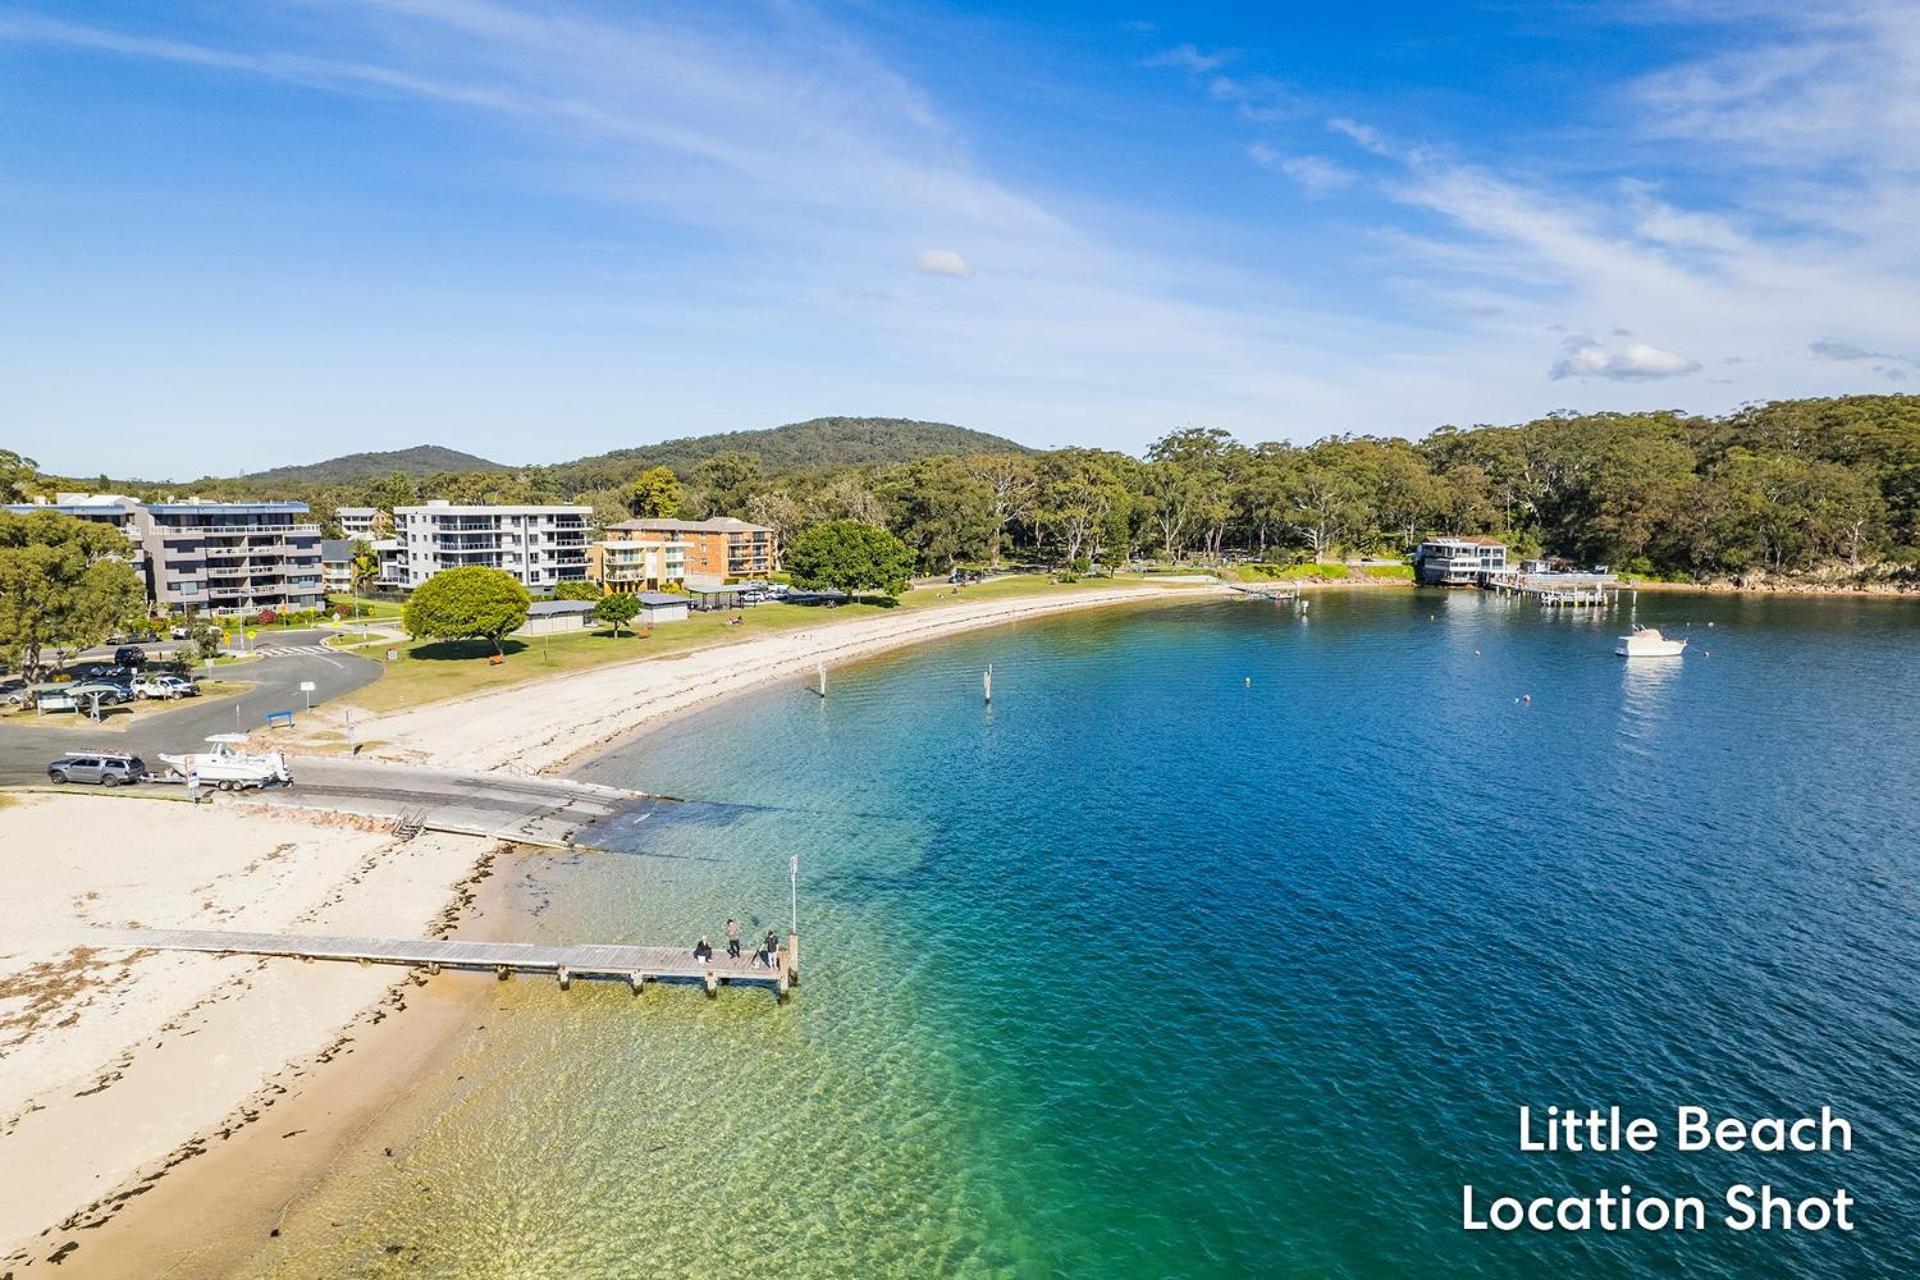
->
102, 927, 797, 999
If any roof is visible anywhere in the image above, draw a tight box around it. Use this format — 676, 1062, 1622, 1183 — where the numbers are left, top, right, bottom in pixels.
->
1421, 535, 1507, 548
336, 507, 377, 516
397, 503, 590, 516
634, 592, 689, 606
526, 599, 597, 617
609, 517, 771, 534
144, 501, 309, 513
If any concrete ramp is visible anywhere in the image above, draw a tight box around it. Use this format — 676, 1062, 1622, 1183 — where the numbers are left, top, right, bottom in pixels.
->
243, 757, 659, 848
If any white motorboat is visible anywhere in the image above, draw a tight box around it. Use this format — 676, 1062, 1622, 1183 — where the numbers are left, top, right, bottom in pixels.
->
1615, 625, 1687, 658
159, 733, 293, 789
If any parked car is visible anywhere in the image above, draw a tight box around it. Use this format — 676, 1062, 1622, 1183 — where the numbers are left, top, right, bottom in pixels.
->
47, 753, 148, 786
114, 646, 148, 668
133, 674, 198, 700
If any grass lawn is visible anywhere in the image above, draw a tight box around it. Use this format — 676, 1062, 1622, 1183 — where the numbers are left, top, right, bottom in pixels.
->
343, 573, 1206, 714
327, 594, 406, 619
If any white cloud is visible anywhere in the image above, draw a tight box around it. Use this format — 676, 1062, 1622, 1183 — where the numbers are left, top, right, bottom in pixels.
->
1143, 43, 1231, 73
915, 248, 972, 277
1550, 339, 1702, 382
1206, 74, 1302, 123
1326, 116, 1395, 157
1247, 146, 1353, 196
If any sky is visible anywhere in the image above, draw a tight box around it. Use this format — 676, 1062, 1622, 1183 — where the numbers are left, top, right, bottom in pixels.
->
3, 0, 1917, 478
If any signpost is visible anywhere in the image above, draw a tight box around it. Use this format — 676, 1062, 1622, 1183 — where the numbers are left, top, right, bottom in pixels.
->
299, 679, 316, 711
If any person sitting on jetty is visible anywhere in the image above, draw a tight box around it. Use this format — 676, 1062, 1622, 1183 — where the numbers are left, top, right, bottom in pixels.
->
693, 936, 714, 962
724, 918, 742, 959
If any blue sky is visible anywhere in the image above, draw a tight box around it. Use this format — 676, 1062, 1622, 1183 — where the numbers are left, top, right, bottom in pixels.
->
3, 1, 1916, 478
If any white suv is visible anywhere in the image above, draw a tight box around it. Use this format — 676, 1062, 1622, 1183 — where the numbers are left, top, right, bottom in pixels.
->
133, 674, 199, 700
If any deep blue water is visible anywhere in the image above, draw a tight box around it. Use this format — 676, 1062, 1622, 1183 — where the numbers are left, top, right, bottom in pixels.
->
263, 590, 1920, 1278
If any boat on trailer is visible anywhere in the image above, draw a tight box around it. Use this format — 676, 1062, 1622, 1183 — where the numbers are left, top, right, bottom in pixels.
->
158, 734, 293, 789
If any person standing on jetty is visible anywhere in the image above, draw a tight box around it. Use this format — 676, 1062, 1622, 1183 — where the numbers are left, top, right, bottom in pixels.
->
724, 918, 742, 959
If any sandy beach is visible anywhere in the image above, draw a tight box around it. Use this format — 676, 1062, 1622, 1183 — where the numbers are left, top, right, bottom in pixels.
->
0, 793, 489, 1271
359, 582, 1223, 774
0, 582, 1222, 1271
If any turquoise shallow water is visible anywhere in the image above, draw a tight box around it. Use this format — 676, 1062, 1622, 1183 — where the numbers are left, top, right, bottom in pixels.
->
257, 591, 1918, 1278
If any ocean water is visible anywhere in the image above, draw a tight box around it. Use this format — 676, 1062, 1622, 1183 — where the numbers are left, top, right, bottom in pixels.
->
253, 591, 1919, 1278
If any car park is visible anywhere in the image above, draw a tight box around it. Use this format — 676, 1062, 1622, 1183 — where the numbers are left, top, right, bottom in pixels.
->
114, 646, 148, 668
46, 753, 148, 786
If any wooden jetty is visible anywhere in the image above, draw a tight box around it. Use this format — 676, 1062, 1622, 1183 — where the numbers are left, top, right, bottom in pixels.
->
1224, 581, 1300, 601
102, 927, 799, 1000
1483, 571, 1617, 607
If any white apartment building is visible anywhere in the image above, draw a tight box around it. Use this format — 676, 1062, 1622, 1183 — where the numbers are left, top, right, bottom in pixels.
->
392, 501, 593, 590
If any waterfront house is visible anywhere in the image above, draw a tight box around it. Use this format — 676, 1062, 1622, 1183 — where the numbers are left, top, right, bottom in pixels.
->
1413, 536, 1509, 586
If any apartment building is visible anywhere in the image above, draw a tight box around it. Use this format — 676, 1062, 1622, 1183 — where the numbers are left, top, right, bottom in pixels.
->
320, 539, 354, 596
139, 500, 325, 616
604, 517, 777, 584
3, 495, 147, 585
392, 501, 592, 591
588, 534, 686, 595
336, 506, 380, 537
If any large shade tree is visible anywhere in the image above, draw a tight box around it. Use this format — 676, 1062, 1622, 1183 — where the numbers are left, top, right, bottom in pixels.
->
0, 510, 148, 684
786, 520, 916, 600
402, 566, 530, 655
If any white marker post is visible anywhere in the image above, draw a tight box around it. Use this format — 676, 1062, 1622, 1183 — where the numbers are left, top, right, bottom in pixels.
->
299, 679, 316, 712
984, 663, 992, 705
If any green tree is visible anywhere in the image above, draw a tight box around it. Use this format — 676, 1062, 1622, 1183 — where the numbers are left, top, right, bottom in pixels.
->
402, 566, 530, 655
593, 592, 642, 636
1, 449, 41, 502
363, 471, 421, 514
348, 539, 380, 606
0, 510, 148, 684
692, 452, 762, 515
881, 456, 994, 571
624, 466, 683, 519
552, 579, 603, 601
967, 453, 1039, 567
786, 520, 916, 599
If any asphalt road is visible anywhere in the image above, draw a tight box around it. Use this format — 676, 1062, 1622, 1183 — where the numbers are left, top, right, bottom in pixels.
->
0, 632, 383, 786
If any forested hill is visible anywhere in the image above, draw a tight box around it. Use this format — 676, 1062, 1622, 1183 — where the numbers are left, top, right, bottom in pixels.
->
224, 445, 506, 487
551, 417, 1030, 488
